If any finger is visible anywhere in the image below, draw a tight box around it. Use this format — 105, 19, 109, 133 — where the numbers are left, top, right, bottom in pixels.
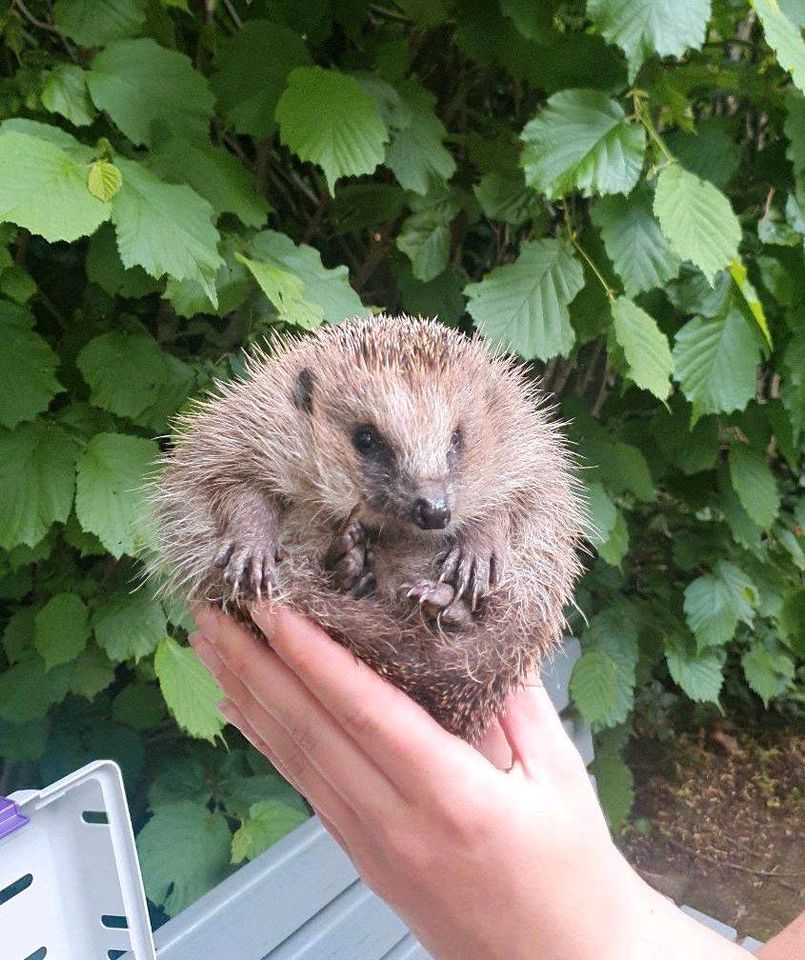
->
311, 807, 353, 860
499, 680, 589, 784
251, 604, 484, 802
474, 718, 514, 770
191, 610, 402, 823
217, 693, 357, 840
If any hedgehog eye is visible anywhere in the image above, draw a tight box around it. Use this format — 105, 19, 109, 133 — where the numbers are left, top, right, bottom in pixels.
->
353, 424, 382, 454
449, 427, 463, 451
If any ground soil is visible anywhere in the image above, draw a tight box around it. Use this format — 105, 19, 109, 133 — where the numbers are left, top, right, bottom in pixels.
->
618, 722, 804, 943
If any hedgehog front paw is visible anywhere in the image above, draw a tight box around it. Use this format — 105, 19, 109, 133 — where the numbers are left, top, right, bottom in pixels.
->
403, 580, 473, 627
213, 539, 287, 602
437, 537, 500, 612
325, 517, 376, 598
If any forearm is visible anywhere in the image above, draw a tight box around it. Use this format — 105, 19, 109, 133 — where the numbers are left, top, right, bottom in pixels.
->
757, 911, 805, 960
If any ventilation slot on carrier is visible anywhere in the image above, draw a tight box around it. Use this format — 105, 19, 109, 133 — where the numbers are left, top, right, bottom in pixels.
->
0, 873, 33, 907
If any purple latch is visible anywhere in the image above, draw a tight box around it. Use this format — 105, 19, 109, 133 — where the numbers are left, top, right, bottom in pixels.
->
0, 795, 29, 841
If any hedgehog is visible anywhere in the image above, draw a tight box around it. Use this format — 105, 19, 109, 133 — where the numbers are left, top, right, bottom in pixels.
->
146, 314, 585, 742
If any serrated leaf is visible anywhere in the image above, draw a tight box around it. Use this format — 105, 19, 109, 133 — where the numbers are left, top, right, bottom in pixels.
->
276, 67, 389, 193
672, 306, 760, 421
249, 230, 366, 324
385, 80, 456, 194
77, 330, 177, 420
665, 119, 741, 190
75, 432, 157, 558
231, 799, 308, 864
396, 211, 452, 282
87, 39, 215, 147
581, 607, 639, 728
728, 445, 779, 529
237, 254, 323, 329
149, 139, 269, 228
591, 189, 681, 296
654, 165, 740, 284
520, 89, 646, 198
0, 300, 62, 428
0, 420, 78, 550
111, 158, 222, 295
0, 717, 48, 762
3, 607, 34, 664
41, 65, 96, 127
741, 644, 795, 707
584, 480, 617, 544
86, 223, 160, 298
155, 636, 224, 742
87, 161, 122, 202
137, 801, 231, 916
113, 682, 167, 729
35, 593, 90, 669
465, 238, 584, 360
0, 657, 69, 722
665, 634, 724, 703
93, 591, 167, 662
752, 0, 805, 94
587, 0, 711, 80
570, 650, 619, 725
611, 297, 673, 400
0, 131, 109, 242
779, 586, 805, 656
589, 749, 634, 829
211, 20, 311, 140
684, 561, 756, 649
54, 0, 146, 47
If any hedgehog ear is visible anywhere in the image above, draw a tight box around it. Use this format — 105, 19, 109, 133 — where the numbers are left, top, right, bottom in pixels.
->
293, 367, 316, 414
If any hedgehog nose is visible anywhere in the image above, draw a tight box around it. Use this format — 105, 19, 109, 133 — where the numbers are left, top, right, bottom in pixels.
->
412, 497, 451, 530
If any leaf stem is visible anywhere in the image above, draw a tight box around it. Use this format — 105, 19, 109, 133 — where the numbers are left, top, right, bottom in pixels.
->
572, 236, 615, 302
633, 94, 676, 164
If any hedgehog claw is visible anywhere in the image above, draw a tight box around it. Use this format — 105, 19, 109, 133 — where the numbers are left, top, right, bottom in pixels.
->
327, 516, 375, 598
403, 580, 472, 627
437, 536, 499, 612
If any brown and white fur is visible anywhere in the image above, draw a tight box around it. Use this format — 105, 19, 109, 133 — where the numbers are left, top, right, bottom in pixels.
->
146, 315, 585, 742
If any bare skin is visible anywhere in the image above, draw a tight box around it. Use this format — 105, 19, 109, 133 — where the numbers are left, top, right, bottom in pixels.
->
189, 604, 765, 960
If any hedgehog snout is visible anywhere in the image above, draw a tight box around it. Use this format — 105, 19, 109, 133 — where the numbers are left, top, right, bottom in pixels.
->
410, 483, 451, 530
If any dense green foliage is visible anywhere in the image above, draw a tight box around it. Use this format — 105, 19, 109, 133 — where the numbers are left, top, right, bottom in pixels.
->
0, 0, 802, 918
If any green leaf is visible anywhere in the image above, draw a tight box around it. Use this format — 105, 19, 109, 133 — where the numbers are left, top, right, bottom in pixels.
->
591, 188, 681, 296
276, 67, 389, 193
589, 749, 634, 829
672, 306, 760, 421
752, 0, 805, 94
3, 607, 34, 664
474, 172, 540, 226
77, 330, 176, 420
0, 300, 62, 429
41, 65, 96, 127
87, 39, 215, 147
465, 238, 584, 360
597, 511, 629, 567
87, 161, 122, 202
779, 586, 805, 656
520, 89, 646, 198
137, 801, 231, 916
0, 131, 109, 242
729, 259, 771, 346
665, 119, 741, 190
75, 432, 157, 559
237, 255, 323, 329
0, 657, 69, 722
741, 644, 796, 707
112, 681, 167, 729
149, 138, 269, 228
665, 634, 724, 703
684, 561, 756, 649
86, 223, 160, 298
653, 165, 741, 284
154, 636, 225, 742
54, 0, 146, 47
0, 420, 78, 550
111, 158, 222, 295
728, 445, 779, 530
231, 799, 308, 864
570, 650, 619, 726
35, 592, 90, 669
249, 230, 366, 324
0, 717, 49, 762
580, 608, 639, 728
584, 480, 617, 544
385, 80, 456, 194
93, 591, 167, 662
587, 0, 711, 80
610, 297, 673, 400
211, 20, 311, 140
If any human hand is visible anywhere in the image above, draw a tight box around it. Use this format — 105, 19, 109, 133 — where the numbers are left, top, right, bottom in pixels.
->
189, 605, 753, 960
